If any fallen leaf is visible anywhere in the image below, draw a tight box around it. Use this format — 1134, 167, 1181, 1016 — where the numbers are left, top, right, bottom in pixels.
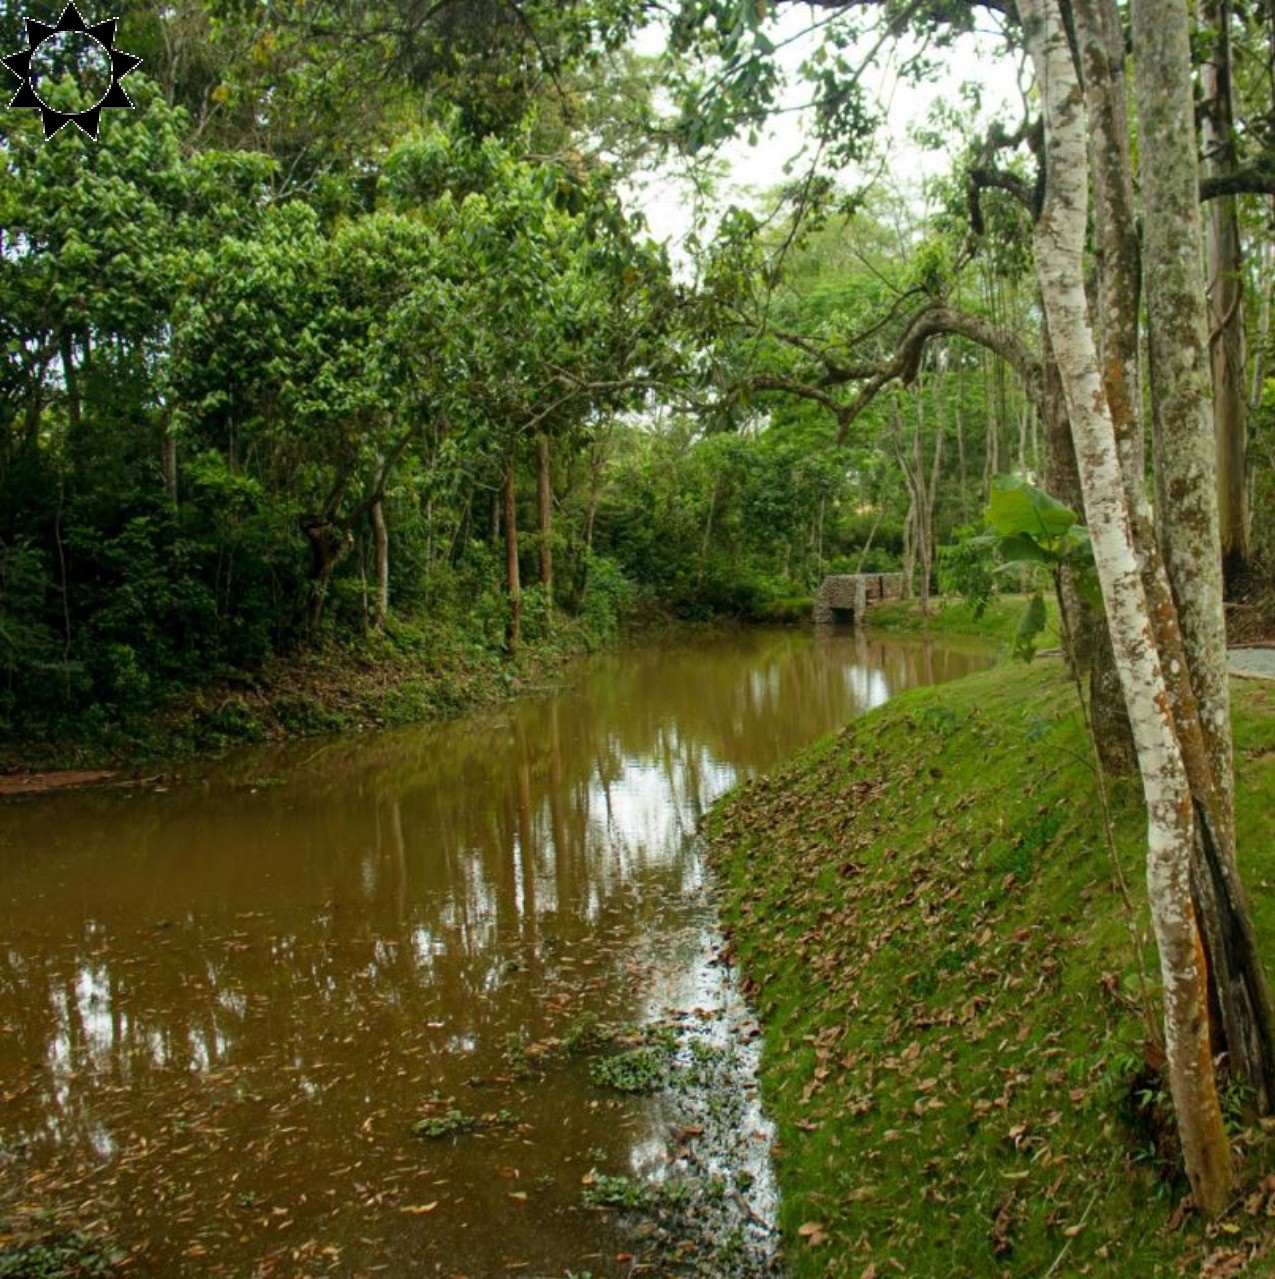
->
400, 1203, 439, 1215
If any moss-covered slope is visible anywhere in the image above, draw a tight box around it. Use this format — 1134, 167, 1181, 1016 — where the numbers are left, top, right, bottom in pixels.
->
708, 660, 1275, 1277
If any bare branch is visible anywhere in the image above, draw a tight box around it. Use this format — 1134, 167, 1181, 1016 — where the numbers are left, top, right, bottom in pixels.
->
828, 303, 1043, 441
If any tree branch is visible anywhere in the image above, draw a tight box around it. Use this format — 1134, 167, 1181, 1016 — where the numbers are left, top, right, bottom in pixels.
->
828, 303, 1043, 441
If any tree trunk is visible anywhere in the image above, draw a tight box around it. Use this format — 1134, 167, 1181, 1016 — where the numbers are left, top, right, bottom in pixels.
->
301, 518, 348, 633
697, 479, 719, 588
956, 405, 969, 523
60, 330, 80, 434
1136, 0, 1232, 833
919, 385, 944, 617
1133, 0, 1275, 1114
1023, 0, 1232, 1214
1198, 0, 1250, 586
1070, 0, 1275, 1113
982, 350, 999, 500
537, 433, 553, 617
162, 416, 178, 505
1067, 0, 1142, 777
901, 498, 917, 598
504, 463, 521, 654
1042, 315, 1136, 774
1249, 237, 1272, 415
892, 397, 919, 600
371, 495, 389, 631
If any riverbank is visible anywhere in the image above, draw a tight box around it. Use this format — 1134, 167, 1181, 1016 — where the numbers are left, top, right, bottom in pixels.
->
706, 658, 1275, 1277
867, 593, 1062, 647
0, 613, 644, 780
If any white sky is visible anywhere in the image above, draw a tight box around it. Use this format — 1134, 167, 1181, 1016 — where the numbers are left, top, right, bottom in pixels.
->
625, 6, 1027, 258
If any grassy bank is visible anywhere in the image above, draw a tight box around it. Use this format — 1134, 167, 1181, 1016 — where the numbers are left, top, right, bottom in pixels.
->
868, 593, 1062, 647
707, 659, 1275, 1277
0, 612, 625, 776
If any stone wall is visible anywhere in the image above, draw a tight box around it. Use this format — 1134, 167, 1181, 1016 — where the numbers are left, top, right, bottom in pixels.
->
813, 573, 906, 624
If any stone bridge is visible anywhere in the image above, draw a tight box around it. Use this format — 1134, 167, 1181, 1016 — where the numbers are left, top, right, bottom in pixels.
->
814, 573, 906, 625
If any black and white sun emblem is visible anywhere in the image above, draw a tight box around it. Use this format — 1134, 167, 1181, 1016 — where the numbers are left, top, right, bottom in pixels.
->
3, 3, 141, 140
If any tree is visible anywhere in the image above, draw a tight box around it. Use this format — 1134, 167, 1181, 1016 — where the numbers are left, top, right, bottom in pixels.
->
1199, 0, 1251, 585
644, 0, 1274, 1210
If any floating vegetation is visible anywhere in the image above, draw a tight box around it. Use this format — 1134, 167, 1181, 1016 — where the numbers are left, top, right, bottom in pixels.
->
588, 1045, 671, 1094
0, 1230, 123, 1279
581, 1172, 691, 1212
410, 1095, 517, 1139
411, 1108, 477, 1139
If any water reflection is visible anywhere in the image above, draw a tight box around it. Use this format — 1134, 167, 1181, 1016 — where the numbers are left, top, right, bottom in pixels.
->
0, 627, 992, 1276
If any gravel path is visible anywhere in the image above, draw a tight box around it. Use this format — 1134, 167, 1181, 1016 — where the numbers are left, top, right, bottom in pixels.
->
1229, 646, 1275, 679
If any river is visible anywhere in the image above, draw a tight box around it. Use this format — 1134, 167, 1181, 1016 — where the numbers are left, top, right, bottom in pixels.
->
0, 626, 993, 1278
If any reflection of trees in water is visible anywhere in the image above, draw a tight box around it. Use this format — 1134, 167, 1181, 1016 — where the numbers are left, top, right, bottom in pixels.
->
0, 629, 993, 1167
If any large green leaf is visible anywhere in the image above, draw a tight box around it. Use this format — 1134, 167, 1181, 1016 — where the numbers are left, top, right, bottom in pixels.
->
1013, 591, 1049, 663
985, 474, 1079, 541
993, 532, 1054, 571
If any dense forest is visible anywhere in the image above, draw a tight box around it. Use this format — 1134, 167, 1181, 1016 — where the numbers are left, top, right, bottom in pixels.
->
2, 0, 1194, 744
7, 0, 1275, 1226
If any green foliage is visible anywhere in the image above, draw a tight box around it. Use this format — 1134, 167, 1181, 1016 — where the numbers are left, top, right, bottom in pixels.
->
1012, 590, 1049, 663
981, 475, 1099, 661
0, 1232, 122, 1279
588, 1045, 671, 1093
0, 58, 678, 745
581, 1173, 691, 1211
411, 1109, 477, 1139
936, 524, 997, 615
576, 556, 637, 644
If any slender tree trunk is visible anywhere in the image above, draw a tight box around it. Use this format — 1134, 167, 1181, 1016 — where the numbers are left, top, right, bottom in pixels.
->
162, 416, 178, 505
982, 350, 999, 500
504, 463, 521, 654
956, 404, 969, 523
1068, 0, 1143, 778
1023, 0, 1232, 1214
302, 520, 347, 633
892, 397, 919, 599
914, 394, 929, 613
1136, 0, 1233, 831
60, 330, 80, 433
1198, 0, 1250, 586
537, 434, 553, 617
1249, 237, 1272, 416
1073, 0, 1146, 508
1042, 317, 1137, 773
697, 480, 719, 588
371, 495, 389, 631
920, 385, 945, 616
901, 499, 917, 598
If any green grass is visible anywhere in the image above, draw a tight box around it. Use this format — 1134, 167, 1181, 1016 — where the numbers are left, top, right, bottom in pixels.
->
869, 592, 1062, 648
707, 661, 1275, 1278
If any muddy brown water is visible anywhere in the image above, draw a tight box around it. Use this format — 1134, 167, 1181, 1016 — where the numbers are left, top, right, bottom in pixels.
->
0, 627, 993, 1278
